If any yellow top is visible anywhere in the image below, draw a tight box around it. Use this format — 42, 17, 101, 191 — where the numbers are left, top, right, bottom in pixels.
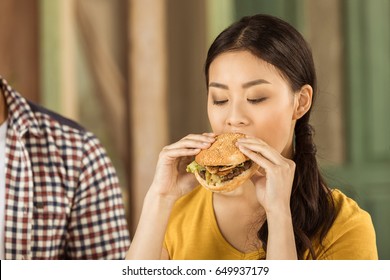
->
163, 186, 378, 260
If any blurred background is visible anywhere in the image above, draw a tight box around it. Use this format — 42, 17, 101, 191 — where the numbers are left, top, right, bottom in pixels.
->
0, 0, 389, 259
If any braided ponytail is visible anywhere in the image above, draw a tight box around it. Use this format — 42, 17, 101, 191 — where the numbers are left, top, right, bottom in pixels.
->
291, 119, 336, 259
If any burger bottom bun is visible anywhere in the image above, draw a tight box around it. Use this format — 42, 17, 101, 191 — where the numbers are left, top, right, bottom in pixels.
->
195, 162, 259, 193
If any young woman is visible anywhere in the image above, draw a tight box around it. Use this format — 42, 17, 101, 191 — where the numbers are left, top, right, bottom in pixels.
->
126, 14, 377, 260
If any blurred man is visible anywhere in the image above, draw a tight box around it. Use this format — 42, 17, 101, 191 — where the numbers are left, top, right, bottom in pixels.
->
0, 76, 130, 259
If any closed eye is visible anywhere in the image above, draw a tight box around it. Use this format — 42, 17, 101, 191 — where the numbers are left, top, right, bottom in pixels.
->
213, 99, 228, 105
247, 97, 267, 104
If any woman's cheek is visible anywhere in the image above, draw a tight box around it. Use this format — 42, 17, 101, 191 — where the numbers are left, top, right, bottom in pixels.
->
254, 113, 292, 152
208, 109, 224, 132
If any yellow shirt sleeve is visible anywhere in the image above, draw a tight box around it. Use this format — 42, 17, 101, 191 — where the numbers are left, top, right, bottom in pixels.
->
314, 189, 378, 260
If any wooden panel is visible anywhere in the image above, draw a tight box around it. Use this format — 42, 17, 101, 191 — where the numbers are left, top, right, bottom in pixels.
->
206, 0, 234, 45
74, 0, 130, 233
341, 0, 390, 259
128, 0, 169, 235
305, 0, 346, 165
40, 0, 78, 121
166, 0, 209, 142
365, 1, 390, 160
0, 0, 39, 102
361, 185, 390, 260
344, 0, 390, 162
234, 0, 304, 29
40, 0, 61, 112
345, 0, 367, 164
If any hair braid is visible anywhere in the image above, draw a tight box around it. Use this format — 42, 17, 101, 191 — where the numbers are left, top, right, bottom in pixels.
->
291, 118, 336, 259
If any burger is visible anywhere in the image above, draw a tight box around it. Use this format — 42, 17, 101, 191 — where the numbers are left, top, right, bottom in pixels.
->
186, 133, 259, 193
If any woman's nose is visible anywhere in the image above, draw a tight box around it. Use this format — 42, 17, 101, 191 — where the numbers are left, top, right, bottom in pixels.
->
226, 102, 249, 127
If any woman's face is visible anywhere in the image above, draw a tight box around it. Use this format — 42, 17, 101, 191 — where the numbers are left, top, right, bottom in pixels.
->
207, 50, 298, 158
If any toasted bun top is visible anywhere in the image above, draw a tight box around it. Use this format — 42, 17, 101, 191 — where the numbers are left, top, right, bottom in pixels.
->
195, 133, 248, 166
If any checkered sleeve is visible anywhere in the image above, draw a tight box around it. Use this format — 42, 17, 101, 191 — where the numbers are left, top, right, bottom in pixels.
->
66, 132, 130, 259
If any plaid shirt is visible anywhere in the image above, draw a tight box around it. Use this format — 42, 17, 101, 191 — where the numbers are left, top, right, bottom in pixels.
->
1, 77, 130, 259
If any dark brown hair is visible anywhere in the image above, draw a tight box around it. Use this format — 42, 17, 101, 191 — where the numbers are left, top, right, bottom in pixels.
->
204, 14, 336, 259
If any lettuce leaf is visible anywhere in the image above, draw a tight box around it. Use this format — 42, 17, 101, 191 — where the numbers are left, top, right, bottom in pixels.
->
186, 161, 205, 173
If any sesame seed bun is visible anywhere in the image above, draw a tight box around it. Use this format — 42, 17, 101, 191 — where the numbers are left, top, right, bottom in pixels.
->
192, 133, 259, 193
195, 133, 248, 166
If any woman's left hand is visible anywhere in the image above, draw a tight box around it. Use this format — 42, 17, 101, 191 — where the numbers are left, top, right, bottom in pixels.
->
236, 136, 296, 215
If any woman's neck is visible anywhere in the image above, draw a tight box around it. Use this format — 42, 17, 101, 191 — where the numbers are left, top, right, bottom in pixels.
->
212, 180, 265, 252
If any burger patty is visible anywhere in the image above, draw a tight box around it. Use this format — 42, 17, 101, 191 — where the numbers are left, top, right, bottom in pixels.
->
199, 160, 253, 182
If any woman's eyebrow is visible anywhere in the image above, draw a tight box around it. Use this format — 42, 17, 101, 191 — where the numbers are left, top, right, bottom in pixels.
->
208, 79, 271, 90
242, 79, 271, 88
208, 82, 229, 90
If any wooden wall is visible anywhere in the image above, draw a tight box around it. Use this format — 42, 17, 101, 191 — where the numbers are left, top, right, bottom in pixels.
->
0, 0, 40, 102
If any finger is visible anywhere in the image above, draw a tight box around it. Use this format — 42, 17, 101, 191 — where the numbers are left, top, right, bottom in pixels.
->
237, 136, 274, 151
202, 132, 216, 137
161, 147, 201, 161
182, 133, 216, 143
237, 144, 274, 172
167, 139, 210, 150
165, 135, 214, 151
181, 133, 216, 146
236, 138, 285, 165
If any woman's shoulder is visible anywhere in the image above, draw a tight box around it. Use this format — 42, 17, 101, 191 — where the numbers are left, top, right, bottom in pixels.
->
317, 188, 378, 259
329, 188, 374, 229
330, 189, 370, 220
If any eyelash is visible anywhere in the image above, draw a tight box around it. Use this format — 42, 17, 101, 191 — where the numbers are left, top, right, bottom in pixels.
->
247, 97, 267, 104
213, 100, 228, 105
212, 98, 267, 106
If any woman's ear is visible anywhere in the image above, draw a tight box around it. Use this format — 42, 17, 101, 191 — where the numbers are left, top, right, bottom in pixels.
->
293, 84, 313, 120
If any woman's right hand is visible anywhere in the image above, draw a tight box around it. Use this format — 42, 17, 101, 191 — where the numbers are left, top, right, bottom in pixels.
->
149, 133, 215, 202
